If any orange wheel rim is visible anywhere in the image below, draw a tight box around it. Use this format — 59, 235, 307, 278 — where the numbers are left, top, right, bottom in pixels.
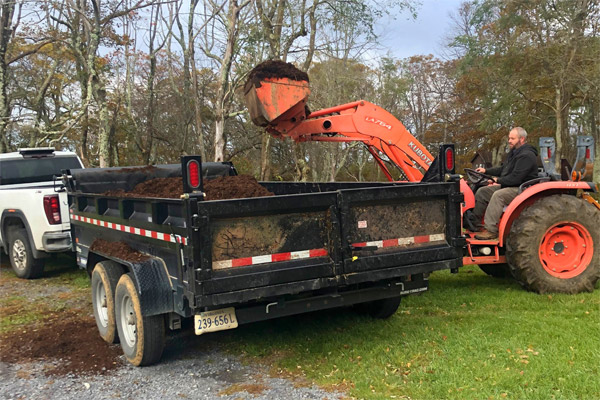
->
539, 222, 593, 279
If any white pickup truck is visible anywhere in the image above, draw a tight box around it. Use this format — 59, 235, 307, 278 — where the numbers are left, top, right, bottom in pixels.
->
0, 148, 84, 278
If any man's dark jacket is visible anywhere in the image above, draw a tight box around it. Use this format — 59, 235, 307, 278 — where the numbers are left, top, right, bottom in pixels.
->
486, 144, 538, 188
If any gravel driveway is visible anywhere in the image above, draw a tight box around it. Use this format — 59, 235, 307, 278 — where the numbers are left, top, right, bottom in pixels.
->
1, 346, 344, 400
0, 261, 345, 400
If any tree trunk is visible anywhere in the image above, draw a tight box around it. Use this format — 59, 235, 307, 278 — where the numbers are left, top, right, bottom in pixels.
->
260, 134, 271, 180
0, 1, 15, 153
213, 0, 250, 162
96, 86, 111, 167
214, 113, 226, 162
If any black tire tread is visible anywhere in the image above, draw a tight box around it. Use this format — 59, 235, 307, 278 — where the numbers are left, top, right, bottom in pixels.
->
356, 296, 402, 319
9, 229, 44, 279
479, 264, 512, 278
115, 274, 165, 366
91, 261, 124, 343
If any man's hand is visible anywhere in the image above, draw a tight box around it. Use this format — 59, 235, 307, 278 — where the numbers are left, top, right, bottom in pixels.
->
476, 167, 486, 174
488, 177, 498, 185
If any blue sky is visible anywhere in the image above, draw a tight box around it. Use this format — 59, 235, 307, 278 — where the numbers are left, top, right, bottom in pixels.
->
378, 0, 464, 59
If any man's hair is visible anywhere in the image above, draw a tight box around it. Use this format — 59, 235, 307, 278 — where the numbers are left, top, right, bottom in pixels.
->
511, 127, 527, 139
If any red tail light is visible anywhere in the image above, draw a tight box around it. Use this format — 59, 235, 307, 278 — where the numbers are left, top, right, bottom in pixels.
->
586, 148, 591, 159
44, 195, 61, 224
547, 148, 552, 159
187, 160, 200, 189
445, 147, 454, 171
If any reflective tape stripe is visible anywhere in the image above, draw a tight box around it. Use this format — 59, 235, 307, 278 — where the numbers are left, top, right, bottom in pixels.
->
213, 248, 329, 270
70, 214, 188, 245
353, 233, 445, 249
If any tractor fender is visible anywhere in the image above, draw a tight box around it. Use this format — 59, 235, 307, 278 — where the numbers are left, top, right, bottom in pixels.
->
498, 181, 597, 246
460, 179, 475, 213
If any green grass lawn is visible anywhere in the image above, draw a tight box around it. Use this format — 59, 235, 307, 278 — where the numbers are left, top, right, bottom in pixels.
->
225, 265, 600, 400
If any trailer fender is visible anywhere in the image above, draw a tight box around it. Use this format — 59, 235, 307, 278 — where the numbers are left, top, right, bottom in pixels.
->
88, 255, 174, 317
498, 181, 598, 246
125, 258, 174, 317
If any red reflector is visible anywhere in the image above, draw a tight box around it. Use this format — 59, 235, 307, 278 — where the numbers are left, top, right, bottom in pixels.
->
43, 195, 61, 225
547, 148, 552, 159
187, 160, 200, 188
586, 148, 591, 159
445, 148, 454, 171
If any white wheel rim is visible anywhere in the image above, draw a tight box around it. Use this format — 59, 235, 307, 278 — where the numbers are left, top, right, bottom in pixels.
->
11, 239, 27, 271
94, 280, 109, 328
120, 293, 137, 348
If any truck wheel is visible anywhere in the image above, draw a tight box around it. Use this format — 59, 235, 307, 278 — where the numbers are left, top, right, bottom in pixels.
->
92, 261, 124, 344
355, 296, 402, 319
479, 264, 512, 278
115, 274, 165, 366
506, 195, 600, 294
8, 229, 44, 279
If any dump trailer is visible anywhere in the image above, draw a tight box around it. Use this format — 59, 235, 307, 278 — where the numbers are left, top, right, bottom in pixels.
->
64, 153, 464, 366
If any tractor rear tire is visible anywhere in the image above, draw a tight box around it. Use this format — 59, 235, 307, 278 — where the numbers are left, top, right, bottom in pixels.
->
479, 264, 512, 278
506, 195, 599, 294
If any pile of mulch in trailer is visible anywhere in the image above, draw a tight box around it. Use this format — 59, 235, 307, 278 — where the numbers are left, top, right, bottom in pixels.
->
203, 175, 274, 200
103, 175, 274, 200
246, 60, 309, 86
0, 311, 123, 376
90, 239, 151, 263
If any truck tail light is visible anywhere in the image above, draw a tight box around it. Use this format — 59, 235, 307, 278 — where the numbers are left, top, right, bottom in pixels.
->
44, 195, 61, 224
187, 160, 201, 189
445, 147, 454, 171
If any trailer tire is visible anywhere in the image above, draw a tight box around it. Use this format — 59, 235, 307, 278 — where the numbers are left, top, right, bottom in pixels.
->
479, 264, 512, 278
356, 296, 402, 319
8, 229, 44, 279
506, 195, 600, 294
91, 261, 124, 344
115, 274, 165, 366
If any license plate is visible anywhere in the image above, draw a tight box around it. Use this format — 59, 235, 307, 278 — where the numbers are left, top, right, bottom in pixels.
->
194, 307, 238, 335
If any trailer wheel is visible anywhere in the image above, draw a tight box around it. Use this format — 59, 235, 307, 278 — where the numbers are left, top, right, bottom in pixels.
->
506, 195, 600, 294
479, 264, 512, 278
91, 261, 124, 344
115, 274, 165, 366
8, 229, 44, 279
355, 296, 402, 319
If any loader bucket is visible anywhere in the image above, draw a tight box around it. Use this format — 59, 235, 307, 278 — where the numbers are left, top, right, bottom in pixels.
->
244, 77, 310, 127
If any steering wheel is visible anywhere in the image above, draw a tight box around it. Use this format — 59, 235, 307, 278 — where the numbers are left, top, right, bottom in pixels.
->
464, 168, 495, 185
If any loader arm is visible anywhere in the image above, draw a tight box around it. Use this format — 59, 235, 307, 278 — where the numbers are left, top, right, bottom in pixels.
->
245, 78, 433, 182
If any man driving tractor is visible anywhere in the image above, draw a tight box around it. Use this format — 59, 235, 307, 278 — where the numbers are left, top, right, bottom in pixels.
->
470, 127, 539, 240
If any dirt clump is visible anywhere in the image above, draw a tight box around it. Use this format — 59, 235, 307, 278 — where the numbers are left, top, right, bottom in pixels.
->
246, 60, 309, 87
204, 175, 274, 201
0, 311, 123, 376
103, 174, 273, 200
105, 176, 182, 199
90, 239, 150, 263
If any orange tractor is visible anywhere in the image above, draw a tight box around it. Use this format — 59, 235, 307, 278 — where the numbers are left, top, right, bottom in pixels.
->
244, 61, 600, 294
